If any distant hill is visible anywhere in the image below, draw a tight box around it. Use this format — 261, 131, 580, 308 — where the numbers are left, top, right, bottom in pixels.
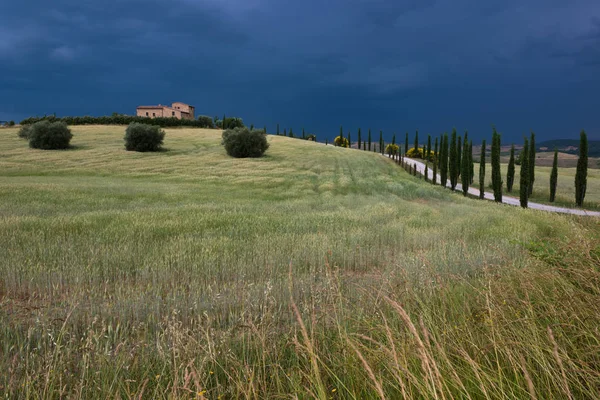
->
537, 139, 600, 157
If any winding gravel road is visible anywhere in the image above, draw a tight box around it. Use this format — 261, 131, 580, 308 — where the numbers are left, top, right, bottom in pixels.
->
392, 155, 600, 217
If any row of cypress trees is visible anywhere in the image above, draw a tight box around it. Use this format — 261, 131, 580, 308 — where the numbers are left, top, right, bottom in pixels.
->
504, 130, 588, 207
436, 130, 475, 194
401, 128, 589, 208
414, 128, 505, 204
323, 125, 589, 208
336, 127, 427, 157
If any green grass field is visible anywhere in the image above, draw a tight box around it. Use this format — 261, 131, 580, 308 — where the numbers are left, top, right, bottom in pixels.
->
1, 126, 600, 398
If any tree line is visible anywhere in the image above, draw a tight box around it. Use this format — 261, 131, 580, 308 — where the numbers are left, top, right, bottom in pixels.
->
331, 127, 589, 208
19, 114, 246, 129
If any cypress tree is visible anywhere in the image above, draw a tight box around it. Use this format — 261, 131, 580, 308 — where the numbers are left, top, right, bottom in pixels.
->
436, 135, 441, 168
469, 141, 474, 184
442, 133, 450, 187
363, 141, 366, 151
529, 131, 536, 195
440, 133, 449, 187
426, 135, 431, 162
491, 128, 503, 203
302, 128, 306, 139
325, 138, 328, 145
506, 144, 515, 192
222, 114, 227, 129
575, 130, 588, 206
425, 164, 429, 182
414, 130, 419, 152
518, 149, 524, 165
368, 129, 372, 151
283, 128, 287, 136
405, 132, 409, 155
358, 128, 362, 150
449, 129, 458, 190
276, 123, 280, 136
479, 140, 486, 199
264, 125, 267, 134
461, 132, 470, 196
347, 131, 351, 148
457, 135, 462, 178
550, 147, 558, 202
392, 133, 396, 146
520, 138, 530, 208
379, 131, 384, 155
289, 128, 294, 138
414, 164, 417, 176
432, 137, 438, 185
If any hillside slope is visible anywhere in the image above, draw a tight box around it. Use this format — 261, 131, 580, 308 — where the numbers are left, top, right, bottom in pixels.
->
1, 126, 599, 398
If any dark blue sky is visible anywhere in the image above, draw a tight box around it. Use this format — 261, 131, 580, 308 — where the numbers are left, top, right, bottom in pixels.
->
1, 0, 599, 142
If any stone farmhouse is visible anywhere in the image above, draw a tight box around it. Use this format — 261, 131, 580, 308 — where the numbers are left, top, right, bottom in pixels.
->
136, 102, 195, 120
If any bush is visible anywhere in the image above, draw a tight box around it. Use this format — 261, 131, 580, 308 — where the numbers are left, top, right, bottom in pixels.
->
222, 127, 269, 158
27, 121, 73, 149
406, 147, 434, 161
306, 134, 317, 141
385, 144, 399, 155
124, 123, 165, 152
18, 124, 33, 139
197, 115, 214, 128
334, 135, 349, 148
8, 120, 15, 126
221, 117, 245, 130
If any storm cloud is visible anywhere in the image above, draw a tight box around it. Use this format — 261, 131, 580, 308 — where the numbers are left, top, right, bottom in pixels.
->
1, 0, 599, 141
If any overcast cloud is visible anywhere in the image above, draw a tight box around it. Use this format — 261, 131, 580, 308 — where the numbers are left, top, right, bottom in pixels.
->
1, 0, 599, 141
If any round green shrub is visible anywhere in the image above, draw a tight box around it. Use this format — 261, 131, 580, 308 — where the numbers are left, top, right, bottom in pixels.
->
27, 121, 73, 149
222, 127, 269, 158
124, 123, 165, 152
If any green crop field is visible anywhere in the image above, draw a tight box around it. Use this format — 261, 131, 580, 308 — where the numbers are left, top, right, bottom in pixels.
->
1, 126, 600, 399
